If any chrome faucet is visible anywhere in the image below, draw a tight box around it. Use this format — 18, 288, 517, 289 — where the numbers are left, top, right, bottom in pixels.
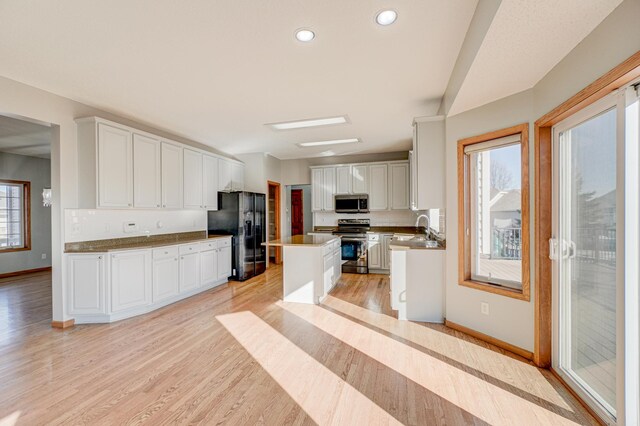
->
415, 214, 431, 237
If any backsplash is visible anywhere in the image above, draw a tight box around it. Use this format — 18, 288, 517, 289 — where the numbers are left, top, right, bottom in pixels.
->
313, 209, 446, 236
64, 209, 207, 243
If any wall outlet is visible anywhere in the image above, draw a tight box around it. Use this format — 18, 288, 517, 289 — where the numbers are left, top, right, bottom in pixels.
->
41, 253, 47, 260
480, 302, 489, 315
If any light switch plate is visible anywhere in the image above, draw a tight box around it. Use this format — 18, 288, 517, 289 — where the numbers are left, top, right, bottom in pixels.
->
481, 302, 489, 315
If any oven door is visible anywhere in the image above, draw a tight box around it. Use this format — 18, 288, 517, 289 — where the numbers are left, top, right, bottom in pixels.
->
340, 237, 368, 273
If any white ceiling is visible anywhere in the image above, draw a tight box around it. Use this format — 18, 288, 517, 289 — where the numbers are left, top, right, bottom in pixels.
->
0, 115, 51, 159
0, 0, 477, 160
448, 0, 623, 116
0, 1, 624, 159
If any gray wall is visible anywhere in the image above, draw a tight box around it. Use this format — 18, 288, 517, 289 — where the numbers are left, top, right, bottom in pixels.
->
443, 0, 640, 351
0, 151, 51, 274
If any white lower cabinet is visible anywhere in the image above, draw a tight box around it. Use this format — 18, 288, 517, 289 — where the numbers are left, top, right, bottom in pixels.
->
368, 233, 392, 271
323, 253, 334, 294
217, 245, 232, 279
368, 236, 382, 270
66, 237, 233, 323
332, 241, 342, 283
152, 247, 180, 303
200, 246, 218, 286
67, 254, 106, 315
179, 251, 200, 292
111, 250, 152, 313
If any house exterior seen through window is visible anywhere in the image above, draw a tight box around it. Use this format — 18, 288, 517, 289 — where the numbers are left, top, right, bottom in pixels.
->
0, 180, 30, 251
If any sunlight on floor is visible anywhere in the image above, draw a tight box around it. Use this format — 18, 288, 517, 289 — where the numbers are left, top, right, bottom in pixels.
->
0, 411, 20, 426
323, 295, 572, 410
216, 311, 401, 425
278, 301, 581, 426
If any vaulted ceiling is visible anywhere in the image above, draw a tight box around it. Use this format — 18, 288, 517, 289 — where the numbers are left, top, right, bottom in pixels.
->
0, 0, 624, 159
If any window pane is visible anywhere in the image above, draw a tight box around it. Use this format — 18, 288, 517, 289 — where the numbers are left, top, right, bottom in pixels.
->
470, 144, 522, 289
0, 182, 26, 250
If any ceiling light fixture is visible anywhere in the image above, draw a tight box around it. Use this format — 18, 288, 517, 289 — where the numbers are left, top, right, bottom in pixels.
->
295, 29, 315, 42
267, 115, 348, 130
375, 10, 397, 26
297, 138, 360, 148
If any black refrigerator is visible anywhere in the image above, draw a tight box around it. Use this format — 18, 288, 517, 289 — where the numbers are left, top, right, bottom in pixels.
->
207, 191, 266, 281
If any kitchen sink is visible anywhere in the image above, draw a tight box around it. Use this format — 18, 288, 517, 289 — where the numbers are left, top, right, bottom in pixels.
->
391, 234, 441, 249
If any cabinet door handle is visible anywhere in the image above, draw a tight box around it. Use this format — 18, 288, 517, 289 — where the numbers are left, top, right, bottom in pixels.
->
98, 256, 102, 259
181, 256, 184, 260
128, 203, 132, 207
164, 251, 168, 254
157, 204, 160, 207
163, 204, 167, 208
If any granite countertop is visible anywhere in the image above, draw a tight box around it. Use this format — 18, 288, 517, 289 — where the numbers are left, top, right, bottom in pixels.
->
65, 231, 232, 253
264, 235, 339, 247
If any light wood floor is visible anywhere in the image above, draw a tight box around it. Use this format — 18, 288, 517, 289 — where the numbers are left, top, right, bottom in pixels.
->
0, 268, 598, 425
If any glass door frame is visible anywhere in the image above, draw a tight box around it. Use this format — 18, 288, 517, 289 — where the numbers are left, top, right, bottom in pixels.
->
551, 91, 625, 425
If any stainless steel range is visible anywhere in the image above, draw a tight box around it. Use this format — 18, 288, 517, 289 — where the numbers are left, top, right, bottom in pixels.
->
333, 219, 370, 274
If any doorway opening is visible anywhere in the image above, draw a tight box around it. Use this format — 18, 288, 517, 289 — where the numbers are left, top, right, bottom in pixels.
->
0, 114, 53, 332
287, 184, 311, 236
267, 181, 281, 265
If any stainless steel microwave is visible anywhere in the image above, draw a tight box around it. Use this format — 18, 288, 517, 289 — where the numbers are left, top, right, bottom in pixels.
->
334, 194, 369, 213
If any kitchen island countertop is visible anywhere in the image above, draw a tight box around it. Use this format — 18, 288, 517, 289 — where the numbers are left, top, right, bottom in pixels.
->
264, 235, 339, 247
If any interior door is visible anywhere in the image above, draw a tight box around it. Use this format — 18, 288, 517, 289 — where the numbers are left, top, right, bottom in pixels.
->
552, 93, 620, 422
291, 189, 304, 236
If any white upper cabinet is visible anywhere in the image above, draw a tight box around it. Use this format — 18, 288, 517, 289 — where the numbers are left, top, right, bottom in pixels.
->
311, 160, 409, 212
311, 168, 324, 212
311, 167, 336, 211
218, 159, 244, 192
369, 164, 388, 210
232, 162, 244, 191
323, 167, 336, 211
412, 117, 445, 210
161, 142, 183, 209
390, 162, 410, 210
351, 165, 369, 194
133, 133, 161, 208
76, 117, 243, 209
218, 159, 232, 192
202, 155, 219, 210
97, 123, 133, 208
183, 149, 203, 209
335, 166, 351, 194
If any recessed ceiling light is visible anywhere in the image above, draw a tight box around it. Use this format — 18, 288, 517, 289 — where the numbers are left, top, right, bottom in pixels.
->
376, 10, 397, 26
295, 29, 315, 42
267, 115, 348, 130
297, 138, 360, 148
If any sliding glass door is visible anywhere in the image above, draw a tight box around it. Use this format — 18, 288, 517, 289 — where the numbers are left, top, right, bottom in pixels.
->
552, 93, 621, 422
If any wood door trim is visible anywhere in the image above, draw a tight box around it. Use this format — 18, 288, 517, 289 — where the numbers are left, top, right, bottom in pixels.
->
445, 320, 533, 361
533, 50, 640, 368
267, 181, 281, 265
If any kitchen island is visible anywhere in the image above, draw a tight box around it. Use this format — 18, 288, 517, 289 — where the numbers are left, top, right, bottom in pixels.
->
264, 235, 341, 304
